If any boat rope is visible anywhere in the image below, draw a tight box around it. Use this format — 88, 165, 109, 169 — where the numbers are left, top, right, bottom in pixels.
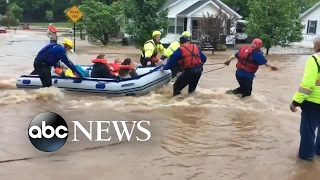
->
202, 65, 226, 74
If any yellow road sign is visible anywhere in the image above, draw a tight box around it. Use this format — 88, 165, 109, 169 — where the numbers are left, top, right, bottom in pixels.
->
66, 5, 83, 23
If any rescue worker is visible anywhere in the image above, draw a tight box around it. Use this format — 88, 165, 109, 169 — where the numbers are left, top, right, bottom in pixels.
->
140, 30, 165, 67
290, 35, 320, 161
33, 38, 83, 87
162, 35, 207, 96
160, 31, 191, 78
47, 23, 58, 44
224, 38, 278, 98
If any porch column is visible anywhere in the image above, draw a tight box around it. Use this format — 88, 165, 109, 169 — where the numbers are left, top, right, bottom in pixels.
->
187, 17, 191, 33
174, 18, 177, 34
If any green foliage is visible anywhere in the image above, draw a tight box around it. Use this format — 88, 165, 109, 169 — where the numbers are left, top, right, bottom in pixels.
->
73, 0, 123, 45
45, 10, 53, 21
246, 0, 304, 55
221, 0, 249, 18
123, 0, 169, 49
9, 2, 23, 20
0, 14, 19, 26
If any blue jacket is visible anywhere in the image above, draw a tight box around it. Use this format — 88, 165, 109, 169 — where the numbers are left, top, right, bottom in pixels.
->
163, 47, 207, 71
235, 50, 267, 80
36, 43, 79, 74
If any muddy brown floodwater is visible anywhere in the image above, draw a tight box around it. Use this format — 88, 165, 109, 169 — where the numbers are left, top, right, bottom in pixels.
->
0, 30, 319, 180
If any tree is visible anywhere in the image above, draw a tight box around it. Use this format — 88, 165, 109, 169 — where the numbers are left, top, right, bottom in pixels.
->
222, 0, 250, 18
123, 0, 169, 49
45, 10, 53, 21
246, 0, 304, 55
196, 8, 236, 53
9, 2, 23, 20
73, 0, 123, 45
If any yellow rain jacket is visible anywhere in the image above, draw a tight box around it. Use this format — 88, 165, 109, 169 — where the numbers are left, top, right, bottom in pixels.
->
292, 53, 320, 105
65, 68, 75, 77
163, 41, 180, 58
141, 39, 165, 58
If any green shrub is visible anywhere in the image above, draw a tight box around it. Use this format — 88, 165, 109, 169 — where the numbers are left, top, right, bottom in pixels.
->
217, 44, 227, 51
0, 16, 19, 26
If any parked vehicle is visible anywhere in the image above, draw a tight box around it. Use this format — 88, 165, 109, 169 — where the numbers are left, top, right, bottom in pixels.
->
0, 26, 6, 33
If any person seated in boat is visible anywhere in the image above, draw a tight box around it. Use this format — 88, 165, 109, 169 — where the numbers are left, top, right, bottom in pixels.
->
91, 54, 119, 79
114, 58, 122, 64
109, 58, 135, 76
118, 58, 138, 78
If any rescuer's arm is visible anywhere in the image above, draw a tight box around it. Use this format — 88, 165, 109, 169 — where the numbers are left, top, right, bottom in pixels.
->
163, 49, 182, 70
157, 43, 165, 55
199, 50, 207, 64
56, 47, 80, 75
292, 57, 318, 106
252, 52, 277, 70
143, 42, 154, 58
224, 52, 238, 66
161, 43, 175, 60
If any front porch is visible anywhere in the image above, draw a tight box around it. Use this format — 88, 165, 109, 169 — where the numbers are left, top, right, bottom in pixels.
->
167, 17, 201, 41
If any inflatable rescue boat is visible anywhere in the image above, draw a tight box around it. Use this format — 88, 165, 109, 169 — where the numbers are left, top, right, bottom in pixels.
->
16, 65, 172, 97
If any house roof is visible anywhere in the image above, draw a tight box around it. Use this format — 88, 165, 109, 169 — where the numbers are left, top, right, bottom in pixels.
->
164, 0, 180, 7
173, 0, 242, 18
299, 2, 320, 19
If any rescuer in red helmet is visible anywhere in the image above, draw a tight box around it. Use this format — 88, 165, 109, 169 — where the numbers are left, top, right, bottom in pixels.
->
224, 38, 278, 98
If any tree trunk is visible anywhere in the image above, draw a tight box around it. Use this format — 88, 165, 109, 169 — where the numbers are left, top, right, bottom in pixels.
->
266, 48, 270, 55
101, 33, 109, 45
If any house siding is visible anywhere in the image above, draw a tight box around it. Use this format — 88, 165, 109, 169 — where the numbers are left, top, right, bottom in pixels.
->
168, 0, 196, 17
300, 7, 320, 47
190, 3, 219, 17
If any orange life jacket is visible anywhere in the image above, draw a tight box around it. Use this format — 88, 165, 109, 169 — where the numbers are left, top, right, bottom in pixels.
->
48, 25, 57, 33
179, 43, 203, 69
236, 46, 259, 73
91, 59, 134, 75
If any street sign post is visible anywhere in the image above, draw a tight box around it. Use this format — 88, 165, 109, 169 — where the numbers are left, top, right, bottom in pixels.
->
66, 5, 83, 52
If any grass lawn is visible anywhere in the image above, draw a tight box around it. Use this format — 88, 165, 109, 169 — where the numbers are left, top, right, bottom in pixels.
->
29, 22, 73, 28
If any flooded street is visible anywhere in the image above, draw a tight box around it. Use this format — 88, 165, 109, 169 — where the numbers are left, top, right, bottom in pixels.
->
0, 30, 319, 180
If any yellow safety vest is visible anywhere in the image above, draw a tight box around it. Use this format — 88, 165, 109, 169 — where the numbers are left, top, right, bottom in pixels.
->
164, 41, 180, 58
293, 54, 320, 104
141, 39, 165, 58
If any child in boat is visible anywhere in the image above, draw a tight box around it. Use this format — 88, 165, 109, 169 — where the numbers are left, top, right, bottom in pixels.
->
118, 58, 138, 78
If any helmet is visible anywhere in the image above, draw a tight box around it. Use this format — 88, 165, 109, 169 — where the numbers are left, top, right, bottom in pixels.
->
181, 31, 191, 38
62, 38, 74, 48
252, 38, 262, 48
152, 30, 161, 37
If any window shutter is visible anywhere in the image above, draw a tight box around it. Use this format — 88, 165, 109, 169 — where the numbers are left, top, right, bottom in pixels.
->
307, 20, 310, 34
315, 21, 318, 34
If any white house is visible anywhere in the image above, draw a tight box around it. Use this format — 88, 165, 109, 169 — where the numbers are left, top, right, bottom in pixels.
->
161, 0, 243, 45
298, 2, 320, 47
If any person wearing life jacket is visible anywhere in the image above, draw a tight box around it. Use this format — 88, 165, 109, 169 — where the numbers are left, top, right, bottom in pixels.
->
118, 58, 138, 78
160, 31, 191, 78
47, 23, 58, 44
140, 30, 166, 67
224, 38, 278, 98
162, 35, 207, 97
108, 60, 134, 76
91, 54, 118, 79
289, 35, 320, 162
32, 38, 83, 87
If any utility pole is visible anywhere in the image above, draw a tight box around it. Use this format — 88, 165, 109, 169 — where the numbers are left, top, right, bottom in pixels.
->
6, 0, 10, 29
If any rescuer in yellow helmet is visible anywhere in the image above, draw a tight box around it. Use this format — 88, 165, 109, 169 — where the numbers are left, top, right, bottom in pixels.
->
160, 31, 191, 78
30, 38, 83, 87
290, 35, 320, 162
140, 30, 166, 67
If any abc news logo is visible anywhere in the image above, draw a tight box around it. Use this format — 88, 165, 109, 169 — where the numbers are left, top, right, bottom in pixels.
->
28, 112, 151, 152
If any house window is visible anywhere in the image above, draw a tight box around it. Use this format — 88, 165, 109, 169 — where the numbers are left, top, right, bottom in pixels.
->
168, 18, 175, 33
307, 20, 317, 34
176, 18, 184, 34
